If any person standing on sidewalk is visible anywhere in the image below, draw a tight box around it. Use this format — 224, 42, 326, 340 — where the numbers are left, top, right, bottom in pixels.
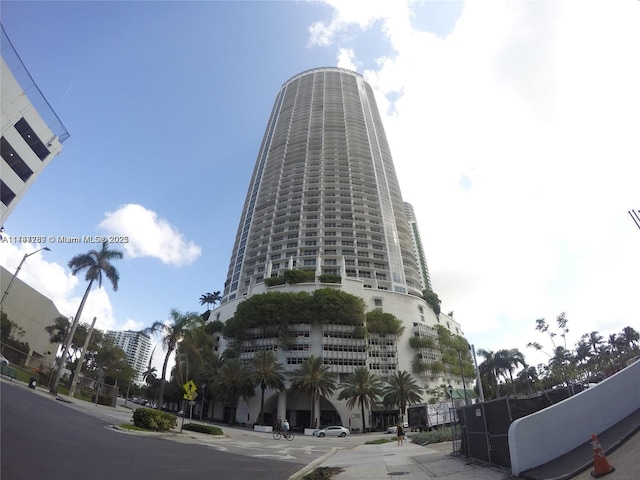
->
397, 424, 405, 446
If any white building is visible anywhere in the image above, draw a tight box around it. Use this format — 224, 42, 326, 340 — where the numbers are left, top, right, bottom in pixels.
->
211, 67, 468, 430
105, 330, 151, 385
1, 25, 69, 225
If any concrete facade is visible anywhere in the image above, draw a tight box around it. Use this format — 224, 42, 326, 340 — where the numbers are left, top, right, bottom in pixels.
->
509, 359, 640, 474
0, 265, 60, 368
1, 25, 69, 225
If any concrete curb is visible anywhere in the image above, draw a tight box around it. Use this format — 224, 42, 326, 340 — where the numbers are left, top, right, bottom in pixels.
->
289, 447, 341, 480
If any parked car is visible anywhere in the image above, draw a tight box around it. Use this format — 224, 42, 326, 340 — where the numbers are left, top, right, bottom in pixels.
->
386, 423, 409, 434
0, 354, 9, 365
313, 425, 350, 437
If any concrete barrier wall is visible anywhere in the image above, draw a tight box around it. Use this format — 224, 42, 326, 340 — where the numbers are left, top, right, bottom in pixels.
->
509, 360, 640, 475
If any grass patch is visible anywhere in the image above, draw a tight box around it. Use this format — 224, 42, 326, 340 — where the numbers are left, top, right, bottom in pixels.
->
118, 424, 152, 432
303, 467, 344, 480
365, 437, 394, 445
182, 423, 223, 435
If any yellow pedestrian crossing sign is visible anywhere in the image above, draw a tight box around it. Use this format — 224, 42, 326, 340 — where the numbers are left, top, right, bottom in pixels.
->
183, 391, 198, 401
183, 380, 197, 395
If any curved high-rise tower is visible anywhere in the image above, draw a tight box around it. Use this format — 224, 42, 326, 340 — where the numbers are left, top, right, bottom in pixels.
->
213, 67, 468, 428
223, 67, 423, 300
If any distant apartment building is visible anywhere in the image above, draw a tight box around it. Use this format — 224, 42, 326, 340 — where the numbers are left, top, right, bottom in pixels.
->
105, 330, 151, 384
404, 202, 432, 292
1, 25, 69, 225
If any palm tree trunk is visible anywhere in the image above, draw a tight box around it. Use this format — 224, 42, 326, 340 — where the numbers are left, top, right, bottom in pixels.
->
50, 279, 94, 394
260, 383, 266, 425
361, 401, 366, 433
159, 348, 172, 411
310, 391, 316, 428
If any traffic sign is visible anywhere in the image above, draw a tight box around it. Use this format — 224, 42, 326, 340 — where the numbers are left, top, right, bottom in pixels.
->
183, 380, 197, 394
183, 391, 198, 401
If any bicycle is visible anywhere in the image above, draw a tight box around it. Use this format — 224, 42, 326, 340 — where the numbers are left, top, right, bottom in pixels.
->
272, 430, 294, 441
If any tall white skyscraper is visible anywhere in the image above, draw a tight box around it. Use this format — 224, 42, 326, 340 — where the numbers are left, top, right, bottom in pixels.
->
213, 68, 466, 428
223, 67, 423, 301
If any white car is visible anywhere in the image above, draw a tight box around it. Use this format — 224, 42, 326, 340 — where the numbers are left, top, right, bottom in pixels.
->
313, 425, 350, 437
386, 423, 409, 434
0, 354, 9, 366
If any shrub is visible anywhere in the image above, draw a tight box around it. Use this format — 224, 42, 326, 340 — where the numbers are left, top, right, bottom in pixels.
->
283, 269, 315, 284
182, 423, 224, 435
318, 274, 341, 284
410, 428, 457, 446
264, 277, 287, 287
365, 437, 393, 445
132, 408, 177, 432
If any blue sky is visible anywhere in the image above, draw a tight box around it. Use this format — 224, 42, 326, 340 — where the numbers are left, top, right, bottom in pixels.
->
2, 1, 639, 374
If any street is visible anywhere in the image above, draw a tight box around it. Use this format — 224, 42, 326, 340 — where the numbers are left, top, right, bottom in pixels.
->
0, 382, 302, 480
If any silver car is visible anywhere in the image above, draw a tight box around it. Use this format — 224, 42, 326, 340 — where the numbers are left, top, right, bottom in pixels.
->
313, 425, 350, 437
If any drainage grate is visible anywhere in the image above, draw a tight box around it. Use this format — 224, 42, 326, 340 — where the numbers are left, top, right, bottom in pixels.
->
387, 472, 410, 475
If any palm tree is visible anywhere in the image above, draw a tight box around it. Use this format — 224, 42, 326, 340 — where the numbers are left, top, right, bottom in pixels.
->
215, 358, 254, 424
248, 350, 286, 426
337, 367, 383, 433
495, 348, 526, 395
584, 331, 604, 356
382, 370, 423, 421
144, 309, 200, 411
477, 349, 502, 399
142, 366, 157, 384
574, 341, 592, 381
199, 291, 222, 311
622, 326, 639, 350
51, 241, 123, 394
516, 364, 539, 395
290, 356, 337, 428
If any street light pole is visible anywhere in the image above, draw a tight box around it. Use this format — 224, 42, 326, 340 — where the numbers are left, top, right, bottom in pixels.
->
448, 384, 456, 452
470, 344, 485, 403
0, 247, 51, 307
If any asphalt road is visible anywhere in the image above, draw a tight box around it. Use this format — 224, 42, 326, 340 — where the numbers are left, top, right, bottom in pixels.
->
0, 382, 301, 480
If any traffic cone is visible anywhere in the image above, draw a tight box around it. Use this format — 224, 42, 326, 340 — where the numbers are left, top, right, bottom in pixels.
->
590, 433, 615, 478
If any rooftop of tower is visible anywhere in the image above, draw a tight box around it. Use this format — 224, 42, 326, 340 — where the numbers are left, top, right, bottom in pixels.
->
282, 66, 363, 87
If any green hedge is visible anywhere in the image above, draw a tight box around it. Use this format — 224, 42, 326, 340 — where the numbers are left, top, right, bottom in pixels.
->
132, 408, 177, 432
182, 423, 224, 435
410, 429, 458, 446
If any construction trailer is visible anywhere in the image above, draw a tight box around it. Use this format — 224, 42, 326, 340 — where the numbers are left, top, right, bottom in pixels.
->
407, 401, 459, 432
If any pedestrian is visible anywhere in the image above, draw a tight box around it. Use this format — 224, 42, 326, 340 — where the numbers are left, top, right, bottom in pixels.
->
397, 423, 404, 446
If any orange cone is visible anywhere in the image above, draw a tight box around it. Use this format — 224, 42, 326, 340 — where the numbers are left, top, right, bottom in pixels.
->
590, 433, 615, 478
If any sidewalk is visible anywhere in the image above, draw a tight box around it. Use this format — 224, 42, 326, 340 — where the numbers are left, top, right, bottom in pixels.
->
295, 440, 518, 480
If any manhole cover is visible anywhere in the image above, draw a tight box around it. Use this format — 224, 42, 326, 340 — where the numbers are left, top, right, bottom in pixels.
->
387, 472, 409, 475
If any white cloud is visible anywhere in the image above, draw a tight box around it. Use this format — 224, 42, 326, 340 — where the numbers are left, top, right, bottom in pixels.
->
313, 0, 640, 362
98, 204, 202, 267
0, 242, 118, 331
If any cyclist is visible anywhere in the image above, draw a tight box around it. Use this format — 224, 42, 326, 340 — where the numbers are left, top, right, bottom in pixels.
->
283, 419, 290, 435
